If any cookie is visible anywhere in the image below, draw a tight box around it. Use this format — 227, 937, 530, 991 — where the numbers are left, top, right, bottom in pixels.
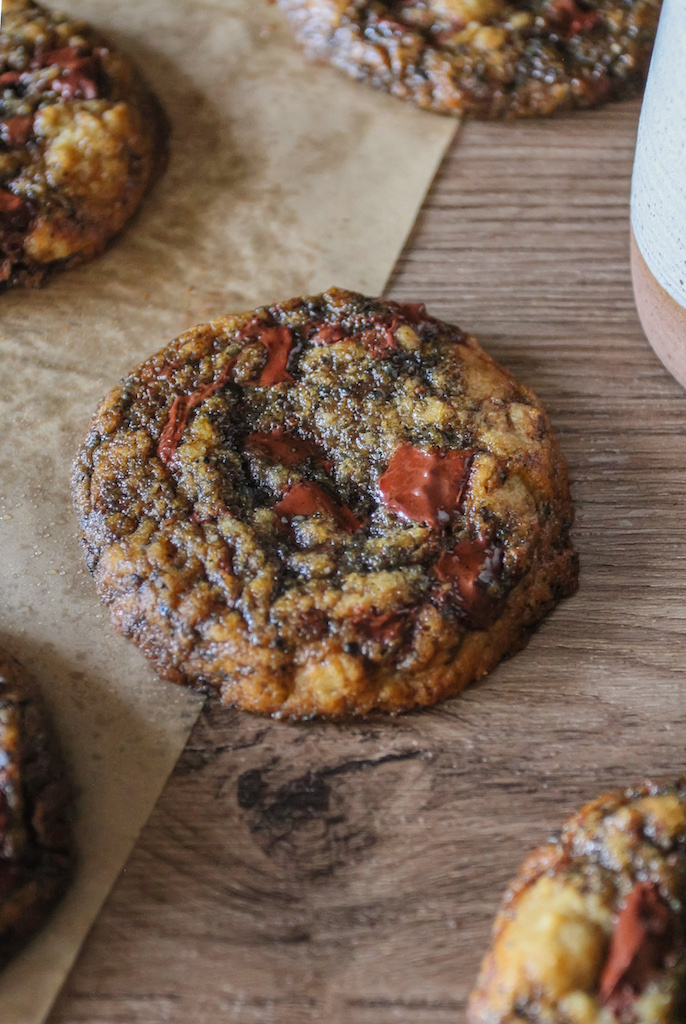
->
277, 0, 660, 118
0, 649, 72, 967
72, 287, 577, 719
468, 778, 686, 1024
0, 0, 166, 289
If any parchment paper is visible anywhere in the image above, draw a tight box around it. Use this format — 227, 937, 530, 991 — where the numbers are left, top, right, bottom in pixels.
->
0, 1, 457, 1020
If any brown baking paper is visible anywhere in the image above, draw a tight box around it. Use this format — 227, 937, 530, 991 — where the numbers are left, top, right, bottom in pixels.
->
0, 1, 457, 1020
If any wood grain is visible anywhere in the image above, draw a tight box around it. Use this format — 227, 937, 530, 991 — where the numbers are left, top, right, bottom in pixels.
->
49, 101, 686, 1024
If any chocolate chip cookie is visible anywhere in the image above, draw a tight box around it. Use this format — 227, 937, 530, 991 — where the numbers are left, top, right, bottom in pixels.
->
278, 0, 660, 117
0, 649, 72, 967
469, 778, 686, 1023
0, 0, 166, 288
72, 288, 577, 718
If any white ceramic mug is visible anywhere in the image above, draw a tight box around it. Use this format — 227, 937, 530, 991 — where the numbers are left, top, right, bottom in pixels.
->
631, 0, 686, 387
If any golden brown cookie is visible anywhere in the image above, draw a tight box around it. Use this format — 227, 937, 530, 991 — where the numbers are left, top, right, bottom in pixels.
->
72, 288, 577, 719
469, 778, 686, 1024
0, 0, 166, 288
278, 0, 660, 118
0, 649, 72, 967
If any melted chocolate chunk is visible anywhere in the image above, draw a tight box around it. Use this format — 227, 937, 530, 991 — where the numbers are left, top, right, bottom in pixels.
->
360, 301, 437, 357
158, 395, 194, 467
547, 0, 599, 40
0, 116, 33, 147
350, 609, 410, 649
396, 302, 430, 324
599, 882, 681, 1016
39, 46, 82, 66
361, 324, 396, 359
38, 47, 100, 100
275, 482, 360, 534
52, 59, 99, 100
237, 319, 295, 386
435, 537, 503, 627
245, 429, 326, 468
312, 324, 345, 345
0, 189, 31, 230
379, 445, 474, 528
158, 359, 236, 466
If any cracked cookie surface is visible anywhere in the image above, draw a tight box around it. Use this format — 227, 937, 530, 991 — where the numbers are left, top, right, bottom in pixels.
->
0, 649, 72, 967
469, 778, 686, 1024
72, 288, 577, 719
0, 0, 166, 288
278, 0, 660, 117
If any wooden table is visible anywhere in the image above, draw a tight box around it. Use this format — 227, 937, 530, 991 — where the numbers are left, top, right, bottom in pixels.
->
49, 101, 686, 1024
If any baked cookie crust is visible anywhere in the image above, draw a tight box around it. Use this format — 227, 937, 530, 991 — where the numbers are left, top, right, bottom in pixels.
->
0, 649, 72, 967
277, 0, 661, 118
72, 288, 577, 719
469, 778, 686, 1024
0, 0, 166, 288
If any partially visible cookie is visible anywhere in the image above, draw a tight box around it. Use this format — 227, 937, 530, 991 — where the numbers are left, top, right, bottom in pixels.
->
73, 287, 577, 719
278, 0, 661, 118
0, 649, 72, 967
0, 0, 166, 289
468, 778, 686, 1024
